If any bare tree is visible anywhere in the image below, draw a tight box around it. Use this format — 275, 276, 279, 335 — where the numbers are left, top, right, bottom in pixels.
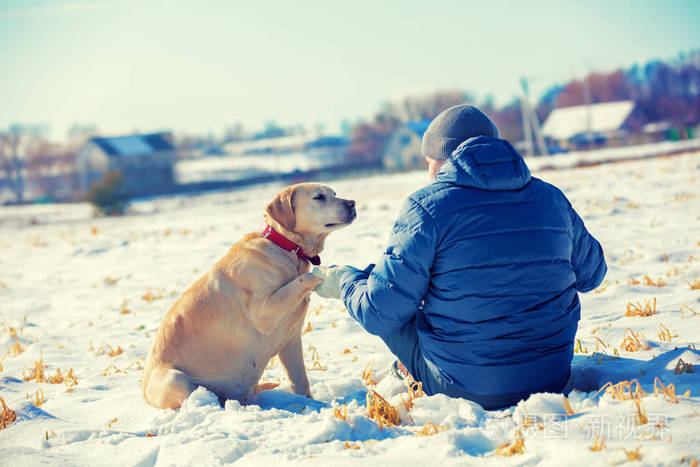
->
25, 139, 77, 200
0, 126, 55, 203
66, 123, 98, 151
348, 90, 472, 164
0, 132, 27, 203
223, 122, 247, 143
379, 90, 471, 123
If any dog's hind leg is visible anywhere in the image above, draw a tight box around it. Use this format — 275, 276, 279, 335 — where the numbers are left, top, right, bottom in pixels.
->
143, 365, 196, 410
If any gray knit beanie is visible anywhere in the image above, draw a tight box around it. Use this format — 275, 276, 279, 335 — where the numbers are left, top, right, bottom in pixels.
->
421, 104, 500, 160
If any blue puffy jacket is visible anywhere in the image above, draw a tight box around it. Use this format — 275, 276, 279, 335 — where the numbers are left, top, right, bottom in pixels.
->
339, 136, 606, 400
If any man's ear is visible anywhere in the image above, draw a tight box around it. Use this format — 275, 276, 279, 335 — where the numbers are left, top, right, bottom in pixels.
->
265, 186, 295, 231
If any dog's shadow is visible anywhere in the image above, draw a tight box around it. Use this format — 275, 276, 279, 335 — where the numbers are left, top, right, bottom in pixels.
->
224, 347, 698, 414
244, 390, 329, 414
231, 388, 369, 415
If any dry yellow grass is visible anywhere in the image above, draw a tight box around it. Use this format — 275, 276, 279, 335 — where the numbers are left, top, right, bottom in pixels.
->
89, 342, 123, 357
23, 355, 48, 382
654, 376, 690, 403
302, 321, 312, 335
362, 360, 377, 386
309, 361, 326, 371
591, 336, 608, 352
589, 435, 605, 452
1, 327, 26, 368
674, 193, 696, 201
415, 422, 447, 436
366, 390, 399, 430
0, 396, 17, 430
333, 404, 347, 422
29, 388, 45, 407
2, 340, 24, 360
307, 345, 320, 362
684, 278, 700, 290
107, 345, 123, 357
563, 396, 576, 415
658, 323, 673, 342
141, 289, 163, 302
595, 379, 647, 401
680, 305, 698, 319
101, 364, 125, 376
344, 441, 360, 450
625, 298, 657, 317
103, 277, 118, 286
623, 446, 643, 461
619, 329, 651, 352
634, 397, 648, 425
643, 275, 666, 287
666, 267, 680, 277
21, 353, 78, 390
519, 412, 544, 431
596, 376, 690, 409
265, 356, 277, 370
126, 360, 143, 371
48, 368, 78, 390
495, 430, 525, 456
399, 380, 425, 412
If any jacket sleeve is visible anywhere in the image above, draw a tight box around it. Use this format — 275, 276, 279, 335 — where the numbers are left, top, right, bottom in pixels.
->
338, 198, 437, 337
569, 205, 607, 292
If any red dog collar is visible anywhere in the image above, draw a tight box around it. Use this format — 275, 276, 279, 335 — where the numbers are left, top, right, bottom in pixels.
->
261, 223, 321, 266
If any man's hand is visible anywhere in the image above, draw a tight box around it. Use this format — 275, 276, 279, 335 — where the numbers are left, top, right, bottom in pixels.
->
312, 266, 352, 299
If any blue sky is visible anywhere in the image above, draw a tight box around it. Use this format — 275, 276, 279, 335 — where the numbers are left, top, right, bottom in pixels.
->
1, 0, 698, 140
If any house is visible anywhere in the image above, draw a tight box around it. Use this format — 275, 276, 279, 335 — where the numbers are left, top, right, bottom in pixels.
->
76, 133, 175, 196
541, 101, 642, 149
383, 120, 431, 170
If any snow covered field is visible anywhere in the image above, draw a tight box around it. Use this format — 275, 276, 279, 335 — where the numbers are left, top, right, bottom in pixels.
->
176, 151, 345, 184
1, 151, 699, 466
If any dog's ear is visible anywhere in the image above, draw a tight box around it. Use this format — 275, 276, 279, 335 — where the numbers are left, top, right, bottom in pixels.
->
265, 186, 296, 231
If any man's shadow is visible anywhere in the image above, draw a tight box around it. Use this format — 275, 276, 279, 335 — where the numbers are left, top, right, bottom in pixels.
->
565, 346, 698, 394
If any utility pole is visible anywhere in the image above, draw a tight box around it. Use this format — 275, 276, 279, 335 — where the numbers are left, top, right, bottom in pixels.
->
520, 78, 548, 156
582, 73, 593, 146
520, 91, 533, 157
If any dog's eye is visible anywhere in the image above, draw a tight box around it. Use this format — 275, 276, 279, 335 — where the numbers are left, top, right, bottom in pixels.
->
313, 194, 325, 201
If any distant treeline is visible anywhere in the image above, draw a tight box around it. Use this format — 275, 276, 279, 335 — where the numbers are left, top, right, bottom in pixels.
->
348, 51, 700, 163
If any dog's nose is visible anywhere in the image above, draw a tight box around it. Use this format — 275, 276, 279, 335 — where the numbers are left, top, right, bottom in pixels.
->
346, 200, 356, 208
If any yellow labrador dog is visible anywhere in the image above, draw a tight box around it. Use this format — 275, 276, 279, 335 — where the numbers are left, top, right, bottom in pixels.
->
142, 183, 356, 409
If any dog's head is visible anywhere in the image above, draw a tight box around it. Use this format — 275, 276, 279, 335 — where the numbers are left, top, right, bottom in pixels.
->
265, 183, 356, 235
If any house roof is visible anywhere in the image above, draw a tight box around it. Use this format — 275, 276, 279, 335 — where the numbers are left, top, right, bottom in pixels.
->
541, 101, 635, 140
89, 133, 174, 157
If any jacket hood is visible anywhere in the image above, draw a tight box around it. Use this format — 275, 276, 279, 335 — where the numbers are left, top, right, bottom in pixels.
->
434, 136, 531, 191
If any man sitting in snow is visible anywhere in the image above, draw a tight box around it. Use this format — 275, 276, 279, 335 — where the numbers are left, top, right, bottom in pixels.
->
315, 105, 607, 409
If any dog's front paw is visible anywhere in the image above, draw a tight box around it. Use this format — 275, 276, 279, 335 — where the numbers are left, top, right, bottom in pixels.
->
302, 272, 325, 290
